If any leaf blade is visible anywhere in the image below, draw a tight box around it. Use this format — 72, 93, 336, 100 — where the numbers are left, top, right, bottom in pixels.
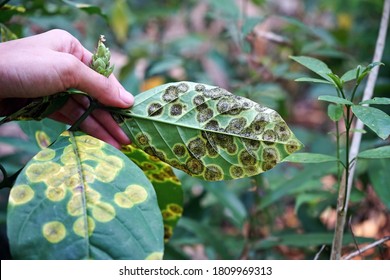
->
282, 153, 339, 163
352, 105, 390, 140
114, 82, 303, 181
7, 131, 164, 259
358, 146, 390, 158
318, 95, 353, 105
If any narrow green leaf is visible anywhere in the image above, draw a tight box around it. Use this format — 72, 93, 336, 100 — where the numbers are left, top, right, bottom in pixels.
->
327, 104, 343, 121
113, 82, 303, 181
7, 131, 164, 259
318, 95, 353, 105
358, 146, 390, 159
283, 153, 339, 163
360, 97, 390, 105
357, 62, 384, 84
352, 105, 390, 140
327, 73, 344, 90
295, 77, 332, 84
290, 56, 333, 81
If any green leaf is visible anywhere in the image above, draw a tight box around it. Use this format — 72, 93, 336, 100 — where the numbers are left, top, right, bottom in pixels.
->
327, 104, 344, 121
318, 95, 353, 105
109, 0, 132, 43
283, 153, 339, 163
7, 131, 164, 259
327, 73, 343, 90
358, 146, 390, 159
360, 97, 390, 105
357, 62, 384, 84
352, 105, 390, 140
290, 56, 333, 82
368, 159, 390, 209
341, 67, 358, 82
295, 77, 332, 84
113, 82, 303, 181
121, 144, 183, 243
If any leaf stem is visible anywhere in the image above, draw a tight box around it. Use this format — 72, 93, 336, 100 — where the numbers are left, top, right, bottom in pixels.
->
69, 97, 99, 132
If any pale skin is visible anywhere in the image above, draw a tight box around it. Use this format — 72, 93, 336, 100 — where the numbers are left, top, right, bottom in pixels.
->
0, 29, 134, 148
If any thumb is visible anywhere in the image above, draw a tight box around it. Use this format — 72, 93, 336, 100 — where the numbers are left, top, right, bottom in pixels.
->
64, 57, 134, 108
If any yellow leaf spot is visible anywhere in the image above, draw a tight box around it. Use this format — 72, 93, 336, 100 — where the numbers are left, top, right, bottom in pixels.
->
81, 163, 95, 184
79, 149, 105, 162
46, 187, 66, 202
26, 162, 61, 183
74, 135, 104, 149
61, 146, 77, 164
35, 148, 55, 161
145, 252, 164, 260
65, 174, 82, 190
73, 216, 95, 238
114, 192, 134, 208
92, 202, 116, 222
42, 221, 66, 243
95, 157, 123, 183
67, 194, 84, 216
85, 186, 101, 205
35, 131, 51, 149
9, 184, 34, 205
168, 203, 183, 216
125, 184, 148, 204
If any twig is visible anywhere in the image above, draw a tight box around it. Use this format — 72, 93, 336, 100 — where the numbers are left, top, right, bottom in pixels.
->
342, 236, 390, 260
314, 245, 327, 260
330, 0, 390, 260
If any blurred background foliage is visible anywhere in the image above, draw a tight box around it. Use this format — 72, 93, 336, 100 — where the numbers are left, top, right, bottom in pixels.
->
1, 0, 389, 259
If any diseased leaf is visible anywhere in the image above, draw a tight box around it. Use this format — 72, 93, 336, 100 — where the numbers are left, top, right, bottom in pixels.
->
318, 95, 353, 105
352, 105, 390, 140
113, 82, 303, 181
358, 146, 390, 158
121, 144, 183, 243
7, 131, 164, 260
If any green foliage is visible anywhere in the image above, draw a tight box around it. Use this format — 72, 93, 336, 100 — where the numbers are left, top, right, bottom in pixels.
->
7, 131, 164, 259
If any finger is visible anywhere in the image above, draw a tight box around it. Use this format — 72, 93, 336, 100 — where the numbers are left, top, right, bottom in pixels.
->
71, 95, 131, 145
50, 97, 123, 148
57, 53, 134, 108
37, 30, 134, 108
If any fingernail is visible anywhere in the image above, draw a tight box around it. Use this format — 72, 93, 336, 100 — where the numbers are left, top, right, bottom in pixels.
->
120, 89, 134, 106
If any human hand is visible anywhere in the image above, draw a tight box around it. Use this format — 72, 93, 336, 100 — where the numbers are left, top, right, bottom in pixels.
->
0, 29, 133, 148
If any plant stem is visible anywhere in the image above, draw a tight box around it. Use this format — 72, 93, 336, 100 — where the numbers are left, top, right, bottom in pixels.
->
330, 0, 390, 260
